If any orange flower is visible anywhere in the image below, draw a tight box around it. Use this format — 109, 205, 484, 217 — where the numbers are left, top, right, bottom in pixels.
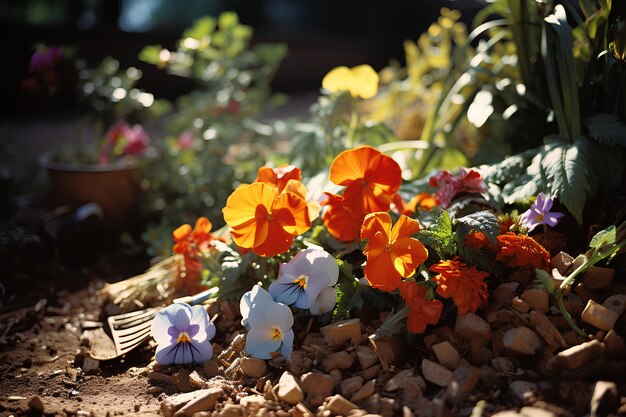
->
322, 192, 363, 242
361, 212, 428, 291
496, 232, 550, 270
330, 146, 402, 214
404, 192, 437, 214
499, 215, 515, 235
399, 282, 443, 333
223, 182, 311, 257
429, 257, 489, 315
255, 165, 302, 192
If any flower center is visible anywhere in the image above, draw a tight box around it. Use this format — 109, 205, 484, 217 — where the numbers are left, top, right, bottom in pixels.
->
385, 243, 393, 252
271, 328, 282, 340
536, 213, 545, 222
293, 274, 308, 289
177, 331, 191, 343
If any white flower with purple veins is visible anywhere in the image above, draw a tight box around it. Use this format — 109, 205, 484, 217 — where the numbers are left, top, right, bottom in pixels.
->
269, 248, 339, 312
520, 192, 565, 232
242, 286, 295, 359
151, 303, 215, 365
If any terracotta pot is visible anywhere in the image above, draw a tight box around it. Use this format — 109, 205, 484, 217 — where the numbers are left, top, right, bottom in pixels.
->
40, 153, 144, 228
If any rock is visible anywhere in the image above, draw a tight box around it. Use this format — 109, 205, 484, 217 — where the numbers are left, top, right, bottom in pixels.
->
519, 407, 557, 417
239, 357, 267, 378
320, 319, 361, 348
321, 351, 354, 372
520, 289, 550, 313
203, 360, 220, 377
29, 395, 45, 414
551, 252, 574, 274
81, 357, 99, 373
162, 390, 215, 417
352, 379, 376, 403
172, 369, 194, 393
356, 345, 379, 369
291, 403, 315, 417
230, 333, 246, 352
326, 394, 358, 416
564, 294, 585, 318
529, 311, 567, 347
174, 387, 223, 417
602, 294, 626, 315
469, 338, 493, 365
300, 372, 335, 407
402, 377, 424, 405
582, 300, 620, 331
421, 359, 452, 387
218, 404, 245, 417
454, 313, 492, 341
188, 371, 208, 389
431, 341, 461, 369
447, 367, 480, 401
289, 350, 313, 376
511, 297, 531, 313
510, 381, 537, 403
492, 356, 515, 373
276, 371, 304, 405
503, 327, 543, 356
549, 339, 604, 371
339, 376, 363, 397
582, 267, 615, 290
148, 371, 173, 384
359, 364, 382, 380
383, 369, 414, 392
494, 282, 519, 306
603, 329, 625, 355
590, 381, 619, 417
329, 368, 342, 386
370, 336, 407, 367
239, 395, 265, 411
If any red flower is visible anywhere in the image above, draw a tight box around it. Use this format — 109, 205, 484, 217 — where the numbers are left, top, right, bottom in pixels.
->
399, 282, 443, 333
322, 192, 363, 242
429, 257, 489, 315
429, 168, 485, 208
496, 233, 550, 270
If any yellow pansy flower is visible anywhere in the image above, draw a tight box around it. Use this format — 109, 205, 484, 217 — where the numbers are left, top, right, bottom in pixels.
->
322, 64, 379, 99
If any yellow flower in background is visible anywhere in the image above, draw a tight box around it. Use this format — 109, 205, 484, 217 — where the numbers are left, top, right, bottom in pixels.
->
322, 64, 379, 99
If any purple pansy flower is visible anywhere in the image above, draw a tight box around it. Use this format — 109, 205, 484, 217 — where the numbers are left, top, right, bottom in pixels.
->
519, 192, 564, 232
150, 303, 215, 365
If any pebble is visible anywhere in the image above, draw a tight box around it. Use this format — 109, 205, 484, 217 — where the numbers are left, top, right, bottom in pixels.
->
203, 360, 220, 377
550, 252, 574, 274
447, 367, 481, 401
582, 267, 615, 290
300, 372, 335, 407
432, 341, 461, 369
503, 327, 543, 356
603, 329, 625, 355
320, 319, 361, 348
239, 395, 264, 411
352, 379, 376, 403
326, 394, 358, 416
455, 313, 492, 341
589, 381, 618, 417
383, 369, 413, 392
29, 395, 45, 413
549, 339, 604, 371
582, 300, 620, 331
356, 345, 379, 369
188, 371, 208, 389
358, 364, 382, 380
602, 294, 626, 315
148, 371, 173, 384
421, 359, 452, 387
510, 381, 537, 403
520, 289, 550, 313
339, 376, 363, 397
529, 311, 567, 348
172, 368, 194, 393
81, 357, 99, 373
276, 371, 304, 404
291, 403, 315, 417
162, 390, 211, 417
239, 357, 267, 378
511, 297, 531, 313
175, 388, 224, 417
321, 351, 354, 372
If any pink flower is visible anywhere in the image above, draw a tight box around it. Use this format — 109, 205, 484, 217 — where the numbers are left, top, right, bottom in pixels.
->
429, 168, 485, 208
28, 47, 64, 74
102, 121, 150, 159
519, 193, 564, 232
177, 131, 195, 150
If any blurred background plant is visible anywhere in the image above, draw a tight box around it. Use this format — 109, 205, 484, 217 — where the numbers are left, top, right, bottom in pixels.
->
137, 12, 289, 257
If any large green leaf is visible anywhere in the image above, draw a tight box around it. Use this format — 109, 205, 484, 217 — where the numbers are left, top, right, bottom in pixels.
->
417, 210, 456, 259
584, 113, 626, 146
333, 279, 364, 321
541, 141, 590, 224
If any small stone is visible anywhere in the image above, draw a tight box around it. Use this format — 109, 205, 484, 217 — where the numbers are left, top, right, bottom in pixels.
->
326, 395, 358, 416
352, 380, 376, 403
383, 369, 413, 392
174, 387, 223, 417
321, 351, 354, 372
582, 300, 620, 331
402, 377, 424, 406
491, 357, 515, 373
602, 294, 626, 315
358, 364, 381, 380
510, 381, 537, 403
520, 289, 550, 313
431, 341, 461, 370
29, 395, 45, 414
231, 333, 246, 352
589, 381, 618, 417
370, 336, 406, 367
276, 371, 304, 405
529, 311, 567, 348
203, 360, 220, 377
291, 403, 315, 417
494, 283, 520, 306
81, 357, 99, 373
421, 359, 452, 387
162, 390, 212, 417
582, 267, 615, 290
356, 345, 379, 369
339, 376, 363, 397
511, 297, 530, 313
469, 338, 493, 365
172, 369, 194, 393
239, 357, 268, 378
447, 367, 480, 401
603, 329, 625, 355
320, 319, 361, 348
148, 371, 172, 384
289, 350, 313, 376
503, 327, 543, 356
329, 368, 342, 386
188, 371, 207, 389
519, 406, 557, 417
551, 252, 574, 274
549, 339, 604, 371
240, 395, 265, 411
454, 313, 492, 341
300, 372, 335, 407
219, 404, 245, 417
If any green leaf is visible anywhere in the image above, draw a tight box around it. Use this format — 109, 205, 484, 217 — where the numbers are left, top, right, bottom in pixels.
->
456, 210, 500, 244
370, 306, 408, 340
333, 279, 364, 320
138, 45, 162, 65
589, 225, 616, 249
183, 16, 216, 40
584, 113, 626, 146
218, 11, 239, 29
417, 210, 456, 259
541, 142, 591, 224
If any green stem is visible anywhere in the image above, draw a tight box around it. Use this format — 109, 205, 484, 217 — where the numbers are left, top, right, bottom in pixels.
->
556, 296, 588, 338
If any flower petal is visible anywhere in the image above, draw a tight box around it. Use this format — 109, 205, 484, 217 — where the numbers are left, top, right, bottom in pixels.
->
245, 328, 281, 360
264, 302, 294, 331
240, 285, 273, 328
280, 329, 295, 358
309, 287, 337, 315
361, 212, 392, 241
389, 215, 421, 241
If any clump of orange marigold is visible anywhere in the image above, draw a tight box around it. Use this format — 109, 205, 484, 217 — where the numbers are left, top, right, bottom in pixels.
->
496, 232, 550, 270
399, 281, 443, 333
429, 257, 489, 315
